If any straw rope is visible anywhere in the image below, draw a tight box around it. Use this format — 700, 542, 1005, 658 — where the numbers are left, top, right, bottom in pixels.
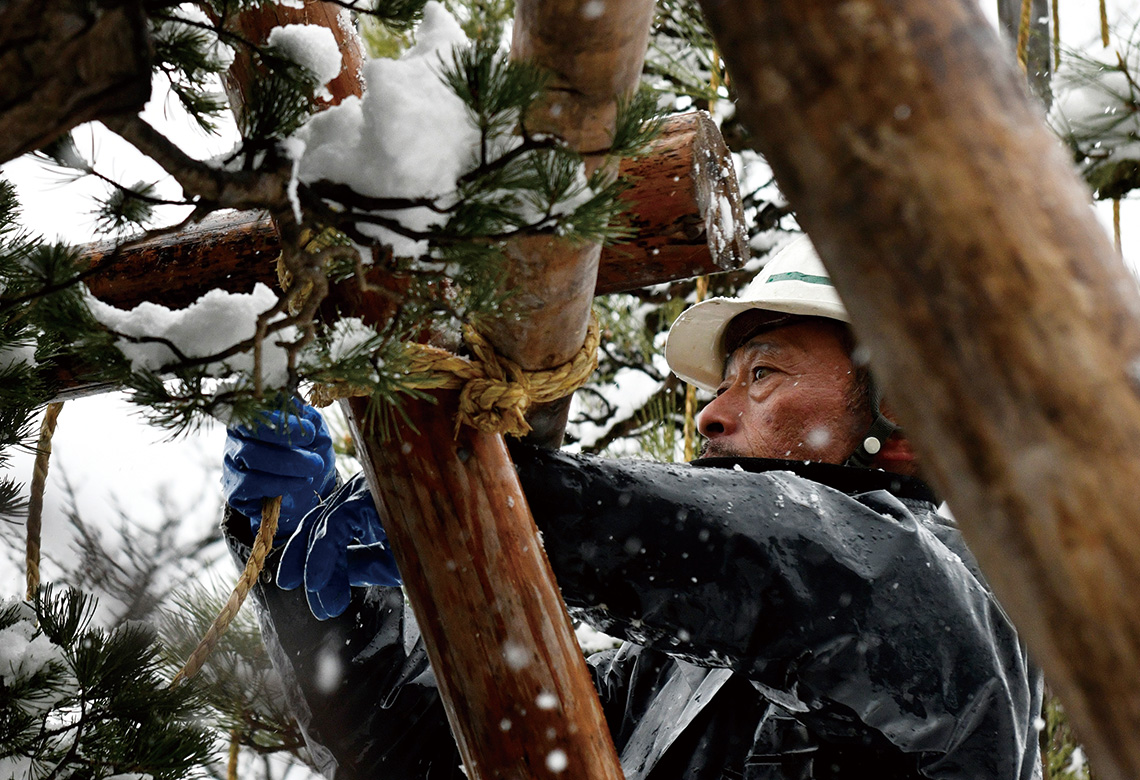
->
170, 496, 280, 687
1016, 0, 1034, 72
174, 227, 341, 688
310, 314, 601, 439
26, 402, 63, 602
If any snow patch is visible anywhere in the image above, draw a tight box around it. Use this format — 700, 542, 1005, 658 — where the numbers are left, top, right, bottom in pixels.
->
292, 2, 478, 258
545, 749, 569, 773
0, 620, 64, 685
0, 342, 37, 371
86, 283, 298, 389
503, 640, 531, 670
268, 23, 344, 86
581, 0, 605, 19
327, 317, 382, 365
314, 644, 343, 693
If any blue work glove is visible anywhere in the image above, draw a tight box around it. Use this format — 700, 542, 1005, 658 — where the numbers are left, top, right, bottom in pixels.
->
278, 473, 402, 620
222, 402, 337, 543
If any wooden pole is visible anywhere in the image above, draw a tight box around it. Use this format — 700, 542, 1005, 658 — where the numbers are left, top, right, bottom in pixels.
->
342, 0, 655, 775
698, 0, 1140, 777
348, 392, 622, 779
80, 112, 746, 311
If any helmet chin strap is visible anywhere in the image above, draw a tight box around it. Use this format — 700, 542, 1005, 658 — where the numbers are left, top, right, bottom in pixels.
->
844, 378, 900, 469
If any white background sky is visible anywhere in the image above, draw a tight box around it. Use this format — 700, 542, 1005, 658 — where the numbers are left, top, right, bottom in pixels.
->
2, 0, 1139, 597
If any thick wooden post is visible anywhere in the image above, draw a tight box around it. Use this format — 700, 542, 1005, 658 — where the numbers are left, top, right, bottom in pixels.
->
343, 0, 654, 775
698, 0, 1140, 777
348, 393, 621, 779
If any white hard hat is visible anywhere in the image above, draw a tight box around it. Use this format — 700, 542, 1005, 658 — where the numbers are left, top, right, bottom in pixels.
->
665, 235, 849, 393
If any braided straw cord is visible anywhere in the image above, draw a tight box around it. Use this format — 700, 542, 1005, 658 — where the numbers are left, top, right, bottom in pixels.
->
1016, 0, 1034, 72
171, 496, 280, 687
26, 402, 63, 601
227, 729, 241, 780
311, 314, 601, 438
1051, 0, 1061, 69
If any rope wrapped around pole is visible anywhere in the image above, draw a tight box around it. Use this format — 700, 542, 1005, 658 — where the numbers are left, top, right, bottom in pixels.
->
310, 313, 601, 438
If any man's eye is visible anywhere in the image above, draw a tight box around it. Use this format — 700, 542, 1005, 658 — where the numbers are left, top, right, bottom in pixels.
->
752, 366, 772, 381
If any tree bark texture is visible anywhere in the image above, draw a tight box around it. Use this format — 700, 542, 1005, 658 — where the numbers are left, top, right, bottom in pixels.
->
697, 0, 1140, 777
511, 0, 656, 156
477, 0, 658, 447
81, 111, 746, 311
0, 0, 152, 165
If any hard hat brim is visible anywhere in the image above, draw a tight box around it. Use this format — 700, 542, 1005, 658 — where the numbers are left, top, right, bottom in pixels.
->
665, 296, 847, 394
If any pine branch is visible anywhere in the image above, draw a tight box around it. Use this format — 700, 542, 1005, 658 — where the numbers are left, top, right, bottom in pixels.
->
579, 374, 684, 455
101, 114, 291, 211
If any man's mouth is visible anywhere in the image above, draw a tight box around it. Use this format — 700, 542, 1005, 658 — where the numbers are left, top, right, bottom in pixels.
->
698, 439, 737, 459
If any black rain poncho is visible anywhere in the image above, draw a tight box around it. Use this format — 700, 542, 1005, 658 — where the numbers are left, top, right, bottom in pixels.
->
224, 445, 1042, 780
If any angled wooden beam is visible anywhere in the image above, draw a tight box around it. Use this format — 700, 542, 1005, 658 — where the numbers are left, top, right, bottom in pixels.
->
82, 111, 745, 311
698, 0, 1140, 778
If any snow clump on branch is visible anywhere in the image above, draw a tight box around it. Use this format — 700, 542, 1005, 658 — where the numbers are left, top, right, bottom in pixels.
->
267, 23, 344, 90
1050, 37, 1140, 198
0, 599, 73, 714
86, 284, 298, 389
285, 2, 481, 257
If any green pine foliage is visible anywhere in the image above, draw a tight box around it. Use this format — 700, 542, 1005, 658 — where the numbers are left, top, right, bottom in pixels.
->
0, 1, 662, 442
1041, 690, 1096, 780
157, 584, 311, 766
0, 586, 215, 780
0, 179, 101, 520
1050, 19, 1140, 200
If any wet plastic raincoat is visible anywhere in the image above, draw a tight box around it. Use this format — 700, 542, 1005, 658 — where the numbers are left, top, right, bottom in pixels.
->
224, 444, 1042, 780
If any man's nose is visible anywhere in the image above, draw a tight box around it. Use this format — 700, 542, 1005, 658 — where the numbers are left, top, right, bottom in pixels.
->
697, 388, 739, 439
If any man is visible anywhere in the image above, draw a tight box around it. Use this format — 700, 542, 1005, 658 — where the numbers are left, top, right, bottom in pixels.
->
222, 236, 1042, 779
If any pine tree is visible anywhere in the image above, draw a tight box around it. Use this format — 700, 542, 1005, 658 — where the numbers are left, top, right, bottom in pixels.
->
0, 585, 215, 779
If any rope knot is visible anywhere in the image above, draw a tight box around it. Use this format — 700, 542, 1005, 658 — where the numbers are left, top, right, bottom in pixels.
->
455, 326, 534, 437
309, 313, 600, 439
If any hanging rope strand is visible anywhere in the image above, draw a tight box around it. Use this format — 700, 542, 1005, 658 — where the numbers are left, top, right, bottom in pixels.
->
26, 402, 64, 602
170, 496, 280, 687
227, 728, 241, 780
1016, 0, 1034, 72
1051, 0, 1061, 70
1114, 199, 1122, 255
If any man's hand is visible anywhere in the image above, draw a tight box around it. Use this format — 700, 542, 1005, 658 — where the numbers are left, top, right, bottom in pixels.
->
222, 403, 337, 543
278, 474, 401, 620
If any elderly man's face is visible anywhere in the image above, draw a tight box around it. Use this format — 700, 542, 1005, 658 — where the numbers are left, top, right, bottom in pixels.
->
697, 320, 868, 462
